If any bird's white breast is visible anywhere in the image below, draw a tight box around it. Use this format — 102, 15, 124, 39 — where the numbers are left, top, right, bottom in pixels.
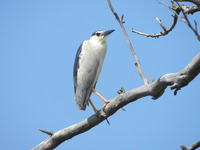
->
80, 40, 107, 86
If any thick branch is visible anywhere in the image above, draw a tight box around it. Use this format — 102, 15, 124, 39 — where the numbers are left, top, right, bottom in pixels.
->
32, 53, 200, 150
107, 0, 148, 85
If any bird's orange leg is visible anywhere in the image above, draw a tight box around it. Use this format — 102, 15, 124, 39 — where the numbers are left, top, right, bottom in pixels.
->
91, 87, 111, 109
88, 98, 98, 115
91, 87, 125, 111
88, 98, 110, 125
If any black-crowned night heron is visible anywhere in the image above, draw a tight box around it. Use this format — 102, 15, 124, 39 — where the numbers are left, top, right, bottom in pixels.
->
73, 29, 115, 114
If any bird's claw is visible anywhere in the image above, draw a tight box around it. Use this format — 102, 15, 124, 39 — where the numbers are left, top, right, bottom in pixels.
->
94, 110, 98, 115
101, 100, 125, 112
101, 100, 111, 110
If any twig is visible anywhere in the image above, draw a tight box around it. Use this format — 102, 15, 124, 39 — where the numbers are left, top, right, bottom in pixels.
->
156, 17, 167, 31
39, 129, 54, 136
107, 0, 148, 85
157, 0, 200, 41
132, 1, 200, 39
131, 14, 179, 38
174, 0, 200, 41
131, 1, 181, 38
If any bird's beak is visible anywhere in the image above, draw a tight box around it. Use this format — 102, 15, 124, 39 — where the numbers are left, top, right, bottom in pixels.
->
102, 29, 115, 37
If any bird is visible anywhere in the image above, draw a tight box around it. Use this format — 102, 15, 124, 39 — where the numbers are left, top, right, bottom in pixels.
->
73, 29, 115, 114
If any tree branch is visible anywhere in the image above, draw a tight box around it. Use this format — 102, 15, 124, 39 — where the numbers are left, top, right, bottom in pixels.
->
180, 140, 200, 150
131, 1, 181, 38
174, 0, 200, 41
175, 0, 200, 6
107, 0, 149, 85
131, 1, 200, 39
179, 5, 200, 14
32, 53, 200, 150
131, 13, 179, 38
39, 129, 54, 136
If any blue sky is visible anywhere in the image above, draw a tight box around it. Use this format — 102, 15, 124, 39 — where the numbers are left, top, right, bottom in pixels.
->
1, 0, 200, 150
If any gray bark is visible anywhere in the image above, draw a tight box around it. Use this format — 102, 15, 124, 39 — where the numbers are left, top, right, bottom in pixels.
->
32, 53, 200, 150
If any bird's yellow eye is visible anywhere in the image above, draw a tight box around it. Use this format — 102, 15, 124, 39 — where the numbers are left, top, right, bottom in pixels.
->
95, 33, 100, 36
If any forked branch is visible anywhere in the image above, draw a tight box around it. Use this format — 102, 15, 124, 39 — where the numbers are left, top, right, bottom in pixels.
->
131, 0, 200, 40
174, 0, 200, 41
131, 1, 181, 38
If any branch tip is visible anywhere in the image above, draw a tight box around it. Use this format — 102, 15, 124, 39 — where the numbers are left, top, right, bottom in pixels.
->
39, 129, 54, 136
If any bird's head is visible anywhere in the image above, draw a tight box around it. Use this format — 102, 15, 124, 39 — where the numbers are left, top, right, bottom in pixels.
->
90, 29, 115, 44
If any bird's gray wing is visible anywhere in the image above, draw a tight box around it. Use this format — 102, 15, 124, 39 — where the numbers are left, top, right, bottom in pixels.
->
73, 41, 99, 110
73, 43, 82, 94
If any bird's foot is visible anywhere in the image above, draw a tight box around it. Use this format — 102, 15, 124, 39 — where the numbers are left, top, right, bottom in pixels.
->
94, 109, 98, 115
102, 100, 125, 111
121, 107, 126, 111
102, 100, 111, 110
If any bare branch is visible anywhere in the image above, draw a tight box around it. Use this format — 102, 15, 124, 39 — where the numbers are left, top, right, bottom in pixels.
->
180, 5, 200, 14
107, 0, 148, 85
175, 0, 200, 6
131, 1, 181, 38
156, 1, 200, 41
180, 140, 200, 150
188, 141, 200, 150
156, 17, 167, 31
32, 53, 200, 150
39, 129, 54, 136
132, 1, 200, 39
131, 14, 179, 38
180, 144, 188, 150
174, 0, 200, 41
